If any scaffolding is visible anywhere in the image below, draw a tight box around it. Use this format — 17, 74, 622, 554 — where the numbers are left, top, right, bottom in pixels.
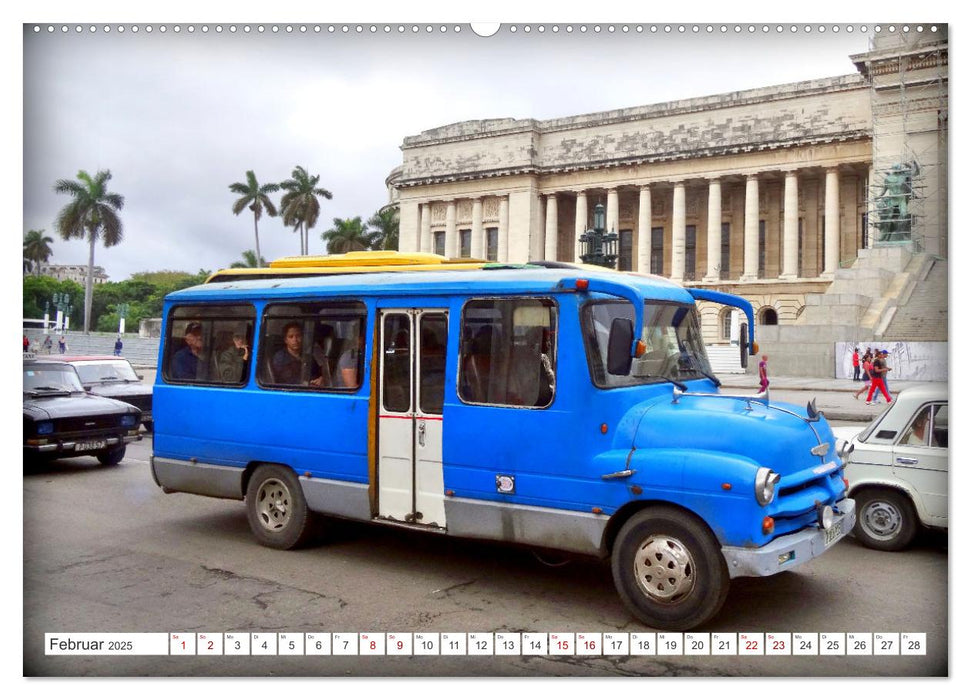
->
862, 28, 948, 257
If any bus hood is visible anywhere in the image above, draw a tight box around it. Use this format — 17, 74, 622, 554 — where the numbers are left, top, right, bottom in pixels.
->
627, 393, 838, 475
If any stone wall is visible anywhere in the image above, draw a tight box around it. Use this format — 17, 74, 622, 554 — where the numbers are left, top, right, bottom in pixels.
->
835, 341, 947, 382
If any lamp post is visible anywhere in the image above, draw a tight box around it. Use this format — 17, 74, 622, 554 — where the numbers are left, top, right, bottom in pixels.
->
64, 303, 73, 332
579, 202, 619, 268
51, 293, 71, 332
117, 303, 129, 335
43, 300, 51, 334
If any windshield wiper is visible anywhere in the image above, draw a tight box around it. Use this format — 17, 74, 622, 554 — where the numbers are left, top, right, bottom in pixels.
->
694, 367, 722, 387
26, 386, 72, 395
647, 374, 688, 391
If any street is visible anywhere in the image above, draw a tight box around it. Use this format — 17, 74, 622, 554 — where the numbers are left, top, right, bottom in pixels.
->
24, 435, 947, 677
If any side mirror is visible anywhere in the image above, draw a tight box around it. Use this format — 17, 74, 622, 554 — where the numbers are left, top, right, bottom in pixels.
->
83, 385, 92, 392
137, 374, 144, 380
739, 322, 749, 369
607, 318, 634, 375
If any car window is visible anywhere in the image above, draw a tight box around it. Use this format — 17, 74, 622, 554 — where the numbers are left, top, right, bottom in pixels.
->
899, 405, 933, 447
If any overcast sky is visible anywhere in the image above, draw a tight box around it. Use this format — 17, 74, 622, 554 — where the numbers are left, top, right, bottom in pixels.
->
22, 23, 879, 281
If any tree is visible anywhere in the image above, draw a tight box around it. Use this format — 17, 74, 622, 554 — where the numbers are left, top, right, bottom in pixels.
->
229, 170, 279, 266
321, 216, 375, 254
367, 207, 400, 251
23, 229, 54, 275
53, 169, 124, 333
229, 250, 267, 268
279, 166, 333, 255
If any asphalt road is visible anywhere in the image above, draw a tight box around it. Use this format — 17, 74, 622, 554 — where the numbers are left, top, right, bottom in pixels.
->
23, 436, 947, 677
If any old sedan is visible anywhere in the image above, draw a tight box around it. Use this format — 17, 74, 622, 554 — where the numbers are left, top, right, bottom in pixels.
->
24, 359, 142, 467
833, 383, 947, 550
50, 355, 153, 431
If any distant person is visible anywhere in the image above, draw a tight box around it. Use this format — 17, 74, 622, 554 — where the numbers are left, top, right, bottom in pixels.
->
57, 336, 67, 354
865, 350, 893, 405
758, 354, 769, 393
335, 332, 365, 388
23, 334, 29, 353
114, 336, 123, 356
42, 335, 53, 354
852, 347, 860, 381
171, 322, 205, 380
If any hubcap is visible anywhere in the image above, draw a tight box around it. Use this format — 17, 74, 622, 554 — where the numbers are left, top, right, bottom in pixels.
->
256, 478, 291, 531
862, 500, 902, 540
633, 535, 696, 603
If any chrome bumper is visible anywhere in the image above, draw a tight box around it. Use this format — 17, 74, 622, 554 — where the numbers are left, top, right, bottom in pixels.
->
25, 432, 142, 453
722, 497, 856, 579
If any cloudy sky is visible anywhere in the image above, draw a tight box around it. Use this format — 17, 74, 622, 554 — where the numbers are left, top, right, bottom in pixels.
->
22, 21, 880, 281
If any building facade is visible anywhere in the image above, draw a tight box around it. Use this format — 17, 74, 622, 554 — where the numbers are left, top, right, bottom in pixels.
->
387, 30, 947, 362
35, 263, 109, 286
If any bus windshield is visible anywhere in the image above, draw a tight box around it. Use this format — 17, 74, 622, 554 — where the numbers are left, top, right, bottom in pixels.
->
582, 300, 713, 388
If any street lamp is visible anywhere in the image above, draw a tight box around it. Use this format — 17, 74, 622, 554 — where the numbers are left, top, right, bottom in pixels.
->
51, 293, 71, 332
579, 202, 619, 268
117, 303, 130, 335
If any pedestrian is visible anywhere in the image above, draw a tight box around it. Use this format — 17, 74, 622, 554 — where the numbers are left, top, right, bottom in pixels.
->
854, 357, 872, 400
23, 334, 30, 353
758, 354, 769, 393
865, 349, 893, 405
42, 335, 53, 354
852, 347, 860, 381
114, 336, 123, 356
58, 335, 67, 354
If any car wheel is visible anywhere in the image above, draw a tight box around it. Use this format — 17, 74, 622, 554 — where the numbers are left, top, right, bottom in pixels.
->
245, 464, 315, 550
853, 488, 918, 551
611, 506, 729, 631
97, 445, 126, 466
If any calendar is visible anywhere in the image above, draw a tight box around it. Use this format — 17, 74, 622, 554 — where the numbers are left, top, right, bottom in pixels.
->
44, 632, 927, 656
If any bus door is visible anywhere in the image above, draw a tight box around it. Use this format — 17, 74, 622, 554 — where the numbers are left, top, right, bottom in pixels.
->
377, 309, 448, 528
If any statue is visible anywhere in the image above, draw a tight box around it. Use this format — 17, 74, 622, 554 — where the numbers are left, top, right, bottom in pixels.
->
874, 161, 919, 243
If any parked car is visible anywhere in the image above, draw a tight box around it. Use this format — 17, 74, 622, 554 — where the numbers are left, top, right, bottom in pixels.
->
833, 384, 947, 550
49, 355, 153, 431
23, 358, 142, 467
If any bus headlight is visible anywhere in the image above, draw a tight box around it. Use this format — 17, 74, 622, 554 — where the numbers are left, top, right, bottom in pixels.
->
755, 467, 781, 506
817, 503, 834, 530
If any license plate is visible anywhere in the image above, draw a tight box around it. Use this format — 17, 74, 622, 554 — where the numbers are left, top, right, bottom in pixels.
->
75, 439, 107, 452
823, 520, 843, 547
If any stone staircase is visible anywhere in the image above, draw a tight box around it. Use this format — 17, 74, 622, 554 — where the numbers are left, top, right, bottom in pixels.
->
24, 330, 161, 368
757, 243, 947, 377
878, 258, 948, 341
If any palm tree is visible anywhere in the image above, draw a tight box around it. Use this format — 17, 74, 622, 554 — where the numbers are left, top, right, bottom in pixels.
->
24, 229, 54, 275
321, 217, 375, 254
279, 166, 332, 255
53, 170, 124, 333
367, 207, 400, 251
229, 170, 279, 266
229, 249, 267, 268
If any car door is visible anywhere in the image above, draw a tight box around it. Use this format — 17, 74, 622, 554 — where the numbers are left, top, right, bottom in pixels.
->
892, 402, 948, 526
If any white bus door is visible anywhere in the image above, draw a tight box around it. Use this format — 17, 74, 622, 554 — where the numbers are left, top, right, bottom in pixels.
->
377, 309, 447, 528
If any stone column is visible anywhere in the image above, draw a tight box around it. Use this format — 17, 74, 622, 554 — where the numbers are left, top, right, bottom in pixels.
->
780, 170, 799, 279
867, 165, 877, 249
637, 185, 651, 272
445, 200, 457, 259
606, 188, 620, 233
420, 202, 432, 254
544, 193, 558, 260
703, 178, 722, 281
671, 182, 686, 282
498, 195, 510, 262
471, 198, 484, 259
741, 175, 760, 281
823, 168, 840, 277
575, 190, 588, 263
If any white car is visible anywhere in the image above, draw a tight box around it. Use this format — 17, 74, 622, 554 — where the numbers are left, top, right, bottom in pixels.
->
833, 384, 947, 550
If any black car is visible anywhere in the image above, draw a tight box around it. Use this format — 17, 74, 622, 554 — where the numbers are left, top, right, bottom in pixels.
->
51, 355, 153, 431
24, 358, 142, 466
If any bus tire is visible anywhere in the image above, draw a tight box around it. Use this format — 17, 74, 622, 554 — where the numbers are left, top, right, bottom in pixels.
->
246, 464, 315, 550
611, 506, 729, 631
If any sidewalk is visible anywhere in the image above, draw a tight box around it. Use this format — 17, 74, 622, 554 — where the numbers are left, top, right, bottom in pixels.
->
715, 373, 933, 422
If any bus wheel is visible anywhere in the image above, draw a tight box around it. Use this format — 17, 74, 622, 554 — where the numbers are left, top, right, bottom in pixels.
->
246, 465, 315, 550
611, 507, 729, 631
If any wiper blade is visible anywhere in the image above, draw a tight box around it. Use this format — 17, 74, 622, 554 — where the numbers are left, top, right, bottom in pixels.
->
695, 368, 722, 387
648, 374, 688, 391
26, 386, 71, 395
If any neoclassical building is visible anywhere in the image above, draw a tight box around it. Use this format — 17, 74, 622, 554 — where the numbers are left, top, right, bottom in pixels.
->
387, 29, 948, 376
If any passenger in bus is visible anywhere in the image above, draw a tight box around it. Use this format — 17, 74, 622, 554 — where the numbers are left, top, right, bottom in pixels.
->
172, 322, 205, 380
462, 327, 494, 403
213, 325, 250, 383
335, 332, 365, 388
271, 322, 326, 386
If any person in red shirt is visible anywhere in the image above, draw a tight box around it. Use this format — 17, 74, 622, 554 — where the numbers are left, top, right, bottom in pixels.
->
852, 347, 860, 381
865, 350, 893, 405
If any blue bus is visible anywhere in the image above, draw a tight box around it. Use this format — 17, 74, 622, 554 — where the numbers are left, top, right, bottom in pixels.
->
150, 262, 855, 631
